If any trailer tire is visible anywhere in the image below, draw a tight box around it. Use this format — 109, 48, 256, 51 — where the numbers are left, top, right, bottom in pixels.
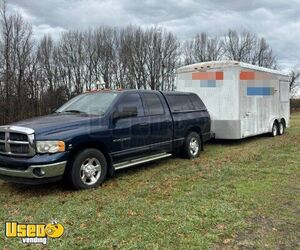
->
271, 122, 278, 137
184, 132, 201, 159
278, 121, 285, 135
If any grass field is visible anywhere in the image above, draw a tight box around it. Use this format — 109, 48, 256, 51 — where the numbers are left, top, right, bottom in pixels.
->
0, 114, 299, 249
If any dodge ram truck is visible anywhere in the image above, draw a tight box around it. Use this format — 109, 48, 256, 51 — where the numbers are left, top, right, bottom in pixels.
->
0, 90, 211, 189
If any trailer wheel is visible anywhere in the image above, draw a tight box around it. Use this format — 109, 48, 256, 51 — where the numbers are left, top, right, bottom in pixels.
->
271, 122, 278, 137
278, 121, 285, 135
184, 132, 201, 159
66, 148, 107, 190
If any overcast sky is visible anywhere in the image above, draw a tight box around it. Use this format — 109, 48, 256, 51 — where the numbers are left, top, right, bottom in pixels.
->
8, 0, 300, 70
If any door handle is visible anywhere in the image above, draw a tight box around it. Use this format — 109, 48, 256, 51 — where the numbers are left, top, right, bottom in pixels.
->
139, 122, 148, 126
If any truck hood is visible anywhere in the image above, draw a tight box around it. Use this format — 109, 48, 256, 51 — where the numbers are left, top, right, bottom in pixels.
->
11, 114, 104, 136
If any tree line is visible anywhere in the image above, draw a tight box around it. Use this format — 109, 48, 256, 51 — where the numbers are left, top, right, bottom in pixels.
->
0, 3, 298, 125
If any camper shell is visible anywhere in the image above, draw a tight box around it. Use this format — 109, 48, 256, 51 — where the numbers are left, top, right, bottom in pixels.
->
176, 61, 290, 139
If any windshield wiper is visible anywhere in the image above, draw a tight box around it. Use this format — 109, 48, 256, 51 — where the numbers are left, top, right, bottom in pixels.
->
63, 110, 87, 114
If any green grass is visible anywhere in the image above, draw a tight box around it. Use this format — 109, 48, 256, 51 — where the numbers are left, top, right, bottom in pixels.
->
1, 114, 300, 249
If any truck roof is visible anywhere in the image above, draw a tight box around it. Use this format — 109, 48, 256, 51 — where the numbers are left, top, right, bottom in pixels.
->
162, 91, 195, 96
177, 60, 289, 76
84, 89, 166, 95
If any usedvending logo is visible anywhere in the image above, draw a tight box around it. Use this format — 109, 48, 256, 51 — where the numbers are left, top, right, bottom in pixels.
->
5, 220, 64, 245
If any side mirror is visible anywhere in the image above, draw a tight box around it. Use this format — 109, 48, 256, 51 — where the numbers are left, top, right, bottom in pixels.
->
113, 106, 138, 120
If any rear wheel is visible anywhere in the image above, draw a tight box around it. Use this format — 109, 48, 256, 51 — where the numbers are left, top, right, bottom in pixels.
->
184, 132, 201, 159
66, 148, 107, 190
278, 121, 285, 135
271, 122, 278, 137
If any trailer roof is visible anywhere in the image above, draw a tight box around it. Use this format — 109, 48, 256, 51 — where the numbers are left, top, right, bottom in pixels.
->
177, 60, 289, 76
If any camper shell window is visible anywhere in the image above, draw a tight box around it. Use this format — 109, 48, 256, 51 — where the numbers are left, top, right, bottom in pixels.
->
165, 93, 205, 112
189, 94, 206, 110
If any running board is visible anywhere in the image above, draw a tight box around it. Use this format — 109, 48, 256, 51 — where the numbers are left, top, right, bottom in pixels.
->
113, 153, 172, 170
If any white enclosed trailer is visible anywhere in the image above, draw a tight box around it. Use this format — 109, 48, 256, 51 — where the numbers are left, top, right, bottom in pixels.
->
176, 61, 290, 139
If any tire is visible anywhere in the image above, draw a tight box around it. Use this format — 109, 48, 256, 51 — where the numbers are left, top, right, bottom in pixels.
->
271, 122, 278, 137
184, 132, 201, 159
66, 148, 107, 190
278, 121, 285, 135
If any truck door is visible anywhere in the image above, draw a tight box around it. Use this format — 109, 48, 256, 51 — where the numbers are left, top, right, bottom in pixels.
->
141, 92, 173, 153
111, 92, 150, 162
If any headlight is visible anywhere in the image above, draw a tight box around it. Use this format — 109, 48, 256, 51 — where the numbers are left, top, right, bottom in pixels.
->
36, 141, 65, 154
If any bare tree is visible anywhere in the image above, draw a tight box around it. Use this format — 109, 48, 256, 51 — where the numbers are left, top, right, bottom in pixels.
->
93, 27, 116, 88
223, 30, 256, 62
289, 69, 300, 97
37, 34, 57, 110
159, 31, 180, 90
0, 1, 34, 122
252, 37, 277, 68
183, 32, 222, 64
222, 29, 277, 69
182, 40, 194, 65
56, 31, 86, 95
125, 26, 149, 89
145, 27, 180, 90
183, 29, 277, 69
82, 29, 96, 89
113, 27, 135, 89
0, 0, 12, 123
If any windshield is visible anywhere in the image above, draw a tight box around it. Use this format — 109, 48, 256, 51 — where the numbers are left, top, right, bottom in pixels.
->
56, 92, 119, 116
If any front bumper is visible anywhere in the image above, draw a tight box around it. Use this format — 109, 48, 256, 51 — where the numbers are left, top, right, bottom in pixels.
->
0, 152, 69, 184
0, 161, 66, 179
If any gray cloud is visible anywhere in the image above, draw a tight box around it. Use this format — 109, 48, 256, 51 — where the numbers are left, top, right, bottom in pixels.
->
8, 0, 300, 69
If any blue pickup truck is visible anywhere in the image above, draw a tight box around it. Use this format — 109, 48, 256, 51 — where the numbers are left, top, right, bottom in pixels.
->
0, 90, 211, 189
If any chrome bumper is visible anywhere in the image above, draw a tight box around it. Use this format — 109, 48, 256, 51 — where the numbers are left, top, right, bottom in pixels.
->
0, 161, 66, 179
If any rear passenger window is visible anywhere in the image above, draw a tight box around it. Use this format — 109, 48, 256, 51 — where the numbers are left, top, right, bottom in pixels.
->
143, 93, 164, 116
166, 95, 194, 112
189, 94, 206, 110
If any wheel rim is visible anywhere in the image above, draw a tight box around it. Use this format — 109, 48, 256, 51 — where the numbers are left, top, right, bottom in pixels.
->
80, 157, 101, 185
279, 123, 284, 134
189, 137, 199, 156
272, 124, 277, 136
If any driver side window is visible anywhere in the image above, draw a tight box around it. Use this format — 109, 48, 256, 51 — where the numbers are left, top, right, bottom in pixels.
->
116, 93, 144, 117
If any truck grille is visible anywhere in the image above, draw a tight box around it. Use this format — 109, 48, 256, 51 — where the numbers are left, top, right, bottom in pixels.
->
0, 143, 5, 152
0, 132, 5, 140
0, 126, 35, 157
10, 144, 30, 154
10, 133, 28, 141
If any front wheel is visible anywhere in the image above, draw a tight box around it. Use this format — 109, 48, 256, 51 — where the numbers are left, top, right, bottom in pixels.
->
184, 132, 201, 159
66, 148, 107, 190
